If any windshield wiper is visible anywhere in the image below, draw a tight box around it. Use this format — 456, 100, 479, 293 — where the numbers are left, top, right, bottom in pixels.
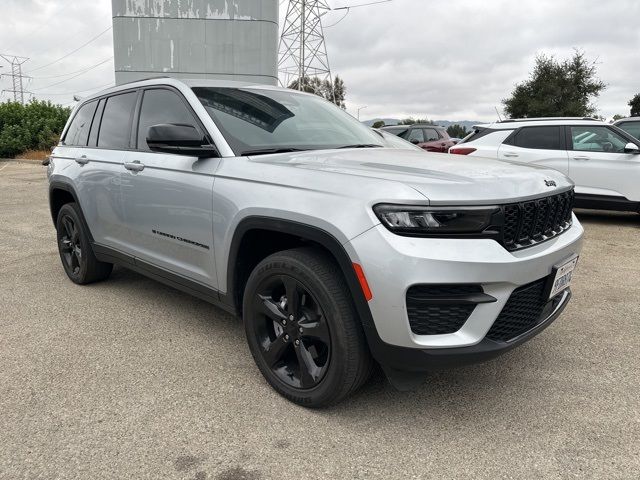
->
337, 144, 384, 149
241, 147, 309, 156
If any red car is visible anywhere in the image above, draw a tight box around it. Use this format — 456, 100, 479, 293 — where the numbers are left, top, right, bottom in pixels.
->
381, 124, 455, 153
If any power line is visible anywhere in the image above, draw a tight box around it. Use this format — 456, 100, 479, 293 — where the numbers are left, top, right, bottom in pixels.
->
37, 82, 114, 96
31, 58, 113, 92
26, 26, 113, 74
332, 0, 392, 9
30, 56, 114, 80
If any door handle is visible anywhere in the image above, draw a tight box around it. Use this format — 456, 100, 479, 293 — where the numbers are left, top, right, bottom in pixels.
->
75, 155, 89, 165
124, 161, 145, 172
573, 156, 590, 161
503, 152, 519, 158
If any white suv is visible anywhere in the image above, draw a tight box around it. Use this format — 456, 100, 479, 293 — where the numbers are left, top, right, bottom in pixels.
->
450, 118, 640, 213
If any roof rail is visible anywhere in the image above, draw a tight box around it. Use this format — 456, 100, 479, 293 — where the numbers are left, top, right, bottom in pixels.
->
498, 117, 600, 123
116, 75, 173, 86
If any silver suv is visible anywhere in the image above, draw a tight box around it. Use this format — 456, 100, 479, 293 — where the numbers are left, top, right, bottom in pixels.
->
48, 78, 584, 407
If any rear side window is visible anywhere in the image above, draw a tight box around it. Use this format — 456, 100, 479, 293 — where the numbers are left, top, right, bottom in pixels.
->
97, 92, 137, 149
616, 121, 640, 140
383, 127, 409, 138
424, 128, 440, 141
137, 89, 200, 150
64, 101, 98, 146
407, 129, 425, 143
511, 126, 562, 150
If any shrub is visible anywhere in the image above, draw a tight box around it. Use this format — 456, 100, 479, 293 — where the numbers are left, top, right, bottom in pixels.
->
0, 100, 71, 158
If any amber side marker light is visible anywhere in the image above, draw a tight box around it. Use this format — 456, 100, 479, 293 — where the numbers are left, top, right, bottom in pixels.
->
352, 263, 373, 301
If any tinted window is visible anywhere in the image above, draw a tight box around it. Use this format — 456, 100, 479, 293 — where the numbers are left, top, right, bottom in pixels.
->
571, 126, 628, 153
87, 99, 105, 147
383, 127, 409, 138
424, 128, 440, 142
616, 122, 640, 140
64, 101, 98, 146
137, 89, 200, 150
513, 126, 562, 150
97, 92, 137, 149
407, 128, 425, 143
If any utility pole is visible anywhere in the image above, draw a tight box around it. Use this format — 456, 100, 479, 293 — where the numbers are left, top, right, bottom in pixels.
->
357, 105, 368, 121
278, 1, 333, 96
0, 54, 30, 104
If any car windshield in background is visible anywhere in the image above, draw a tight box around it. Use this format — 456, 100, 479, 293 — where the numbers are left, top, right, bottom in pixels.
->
192, 87, 384, 156
616, 121, 640, 140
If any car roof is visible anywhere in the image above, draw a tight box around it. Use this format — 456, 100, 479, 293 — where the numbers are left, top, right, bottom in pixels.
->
614, 117, 640, 124
77, 76, 306, 103
381, 124, 444, 129
473, 117, 610, 130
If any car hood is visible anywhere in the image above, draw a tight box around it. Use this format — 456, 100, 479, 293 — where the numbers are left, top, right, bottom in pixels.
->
249, 148, 574, 205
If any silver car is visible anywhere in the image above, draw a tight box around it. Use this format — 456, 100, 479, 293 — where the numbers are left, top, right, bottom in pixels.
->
48, 78, 584, 407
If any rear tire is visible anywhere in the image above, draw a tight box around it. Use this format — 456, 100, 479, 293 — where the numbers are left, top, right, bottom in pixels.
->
243, 247, 373, 407
56, 203, 113, 285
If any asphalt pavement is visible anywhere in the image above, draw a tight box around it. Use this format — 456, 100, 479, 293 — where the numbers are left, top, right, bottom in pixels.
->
1, 160, 638, 479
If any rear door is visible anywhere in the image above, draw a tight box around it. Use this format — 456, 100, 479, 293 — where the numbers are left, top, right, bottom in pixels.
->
497, 126, 569, 175
120, 87, 222, 288
423, 127, 449, 153
567, 125, 640, 201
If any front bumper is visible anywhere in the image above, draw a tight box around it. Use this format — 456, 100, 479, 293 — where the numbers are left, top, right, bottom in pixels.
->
345, 214, 584, 369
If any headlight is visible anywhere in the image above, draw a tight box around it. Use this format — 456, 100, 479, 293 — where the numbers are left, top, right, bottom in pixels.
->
373, 204, 500, 235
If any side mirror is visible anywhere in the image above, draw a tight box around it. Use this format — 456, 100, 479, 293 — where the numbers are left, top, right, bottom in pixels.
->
147, 123, 218, 158
624, 142, 640, 154
410, 139, 420, 145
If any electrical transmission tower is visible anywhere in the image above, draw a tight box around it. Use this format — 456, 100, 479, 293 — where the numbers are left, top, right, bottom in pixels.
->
278, 0, 334, 94
0, 54, 30, 104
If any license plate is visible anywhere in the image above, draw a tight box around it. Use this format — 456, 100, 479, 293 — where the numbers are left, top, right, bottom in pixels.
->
547, 256, 579, 299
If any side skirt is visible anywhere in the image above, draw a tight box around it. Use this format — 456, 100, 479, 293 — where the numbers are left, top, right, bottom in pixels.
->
92, 243, 237, 316
574, 193, 640, 212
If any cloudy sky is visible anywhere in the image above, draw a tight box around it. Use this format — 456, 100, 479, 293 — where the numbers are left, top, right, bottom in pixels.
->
1, 0, 639, 121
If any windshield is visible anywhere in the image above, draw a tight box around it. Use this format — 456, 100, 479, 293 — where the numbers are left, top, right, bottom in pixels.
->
192, 87, 384, 155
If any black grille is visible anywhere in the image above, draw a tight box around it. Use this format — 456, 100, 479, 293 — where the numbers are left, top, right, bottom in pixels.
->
486, 277, 562, 342
502, 190, 574, 251
406, 285, 481, 335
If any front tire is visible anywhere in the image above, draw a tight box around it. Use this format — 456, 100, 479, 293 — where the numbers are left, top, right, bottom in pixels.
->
243, 247, 373, 408
56, 203, 113, 284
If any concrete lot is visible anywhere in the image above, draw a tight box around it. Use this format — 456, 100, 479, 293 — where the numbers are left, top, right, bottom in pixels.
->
1, 160, 638, 480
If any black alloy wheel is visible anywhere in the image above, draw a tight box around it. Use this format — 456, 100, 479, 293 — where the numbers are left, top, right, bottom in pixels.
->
59, 214, 83, 276
252, 274, 331, 389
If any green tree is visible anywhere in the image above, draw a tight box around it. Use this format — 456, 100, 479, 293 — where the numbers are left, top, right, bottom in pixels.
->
629, 93, 640, 117
398, 117, 434, 125
446, 124, 469, 138
612, 114, 625, 121
502, 50, 606, 119
372, 120, 385, 129
288, 75, 346, 109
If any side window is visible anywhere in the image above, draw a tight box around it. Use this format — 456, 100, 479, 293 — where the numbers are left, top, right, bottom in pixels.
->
137, 89, 201, 150
97, 92, 137, 149
513, 126, 562, 150
407, 128, 425, 143
87, 99, 105, 147
616, 122, 640, 140
424, 128, 440, 142
570, 126, 628, 153
63, 101, 98, 146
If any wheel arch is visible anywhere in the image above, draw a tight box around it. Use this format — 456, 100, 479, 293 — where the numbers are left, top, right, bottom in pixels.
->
49, 181, 94, 242
225, 217, 375, 329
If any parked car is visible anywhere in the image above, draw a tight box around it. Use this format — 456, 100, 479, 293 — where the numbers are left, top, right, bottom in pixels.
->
450, 118, 640, 213
373, 128, 423, 150
613, 117, 640, 140
381, 124, 456, 152
48, 79, 583, 407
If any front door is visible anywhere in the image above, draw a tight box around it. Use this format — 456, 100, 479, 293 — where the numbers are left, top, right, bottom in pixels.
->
568, 125, 640, 201
120, 87, 221, 288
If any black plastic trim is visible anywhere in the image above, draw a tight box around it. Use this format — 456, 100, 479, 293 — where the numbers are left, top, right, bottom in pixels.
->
92, 243, 235, 314
48, 181, 94, 242
574, 193, 639, 212
366, 290, 572, 372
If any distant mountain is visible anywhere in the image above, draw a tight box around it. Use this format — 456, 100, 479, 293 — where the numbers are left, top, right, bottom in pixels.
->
363, 118, 485, 130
